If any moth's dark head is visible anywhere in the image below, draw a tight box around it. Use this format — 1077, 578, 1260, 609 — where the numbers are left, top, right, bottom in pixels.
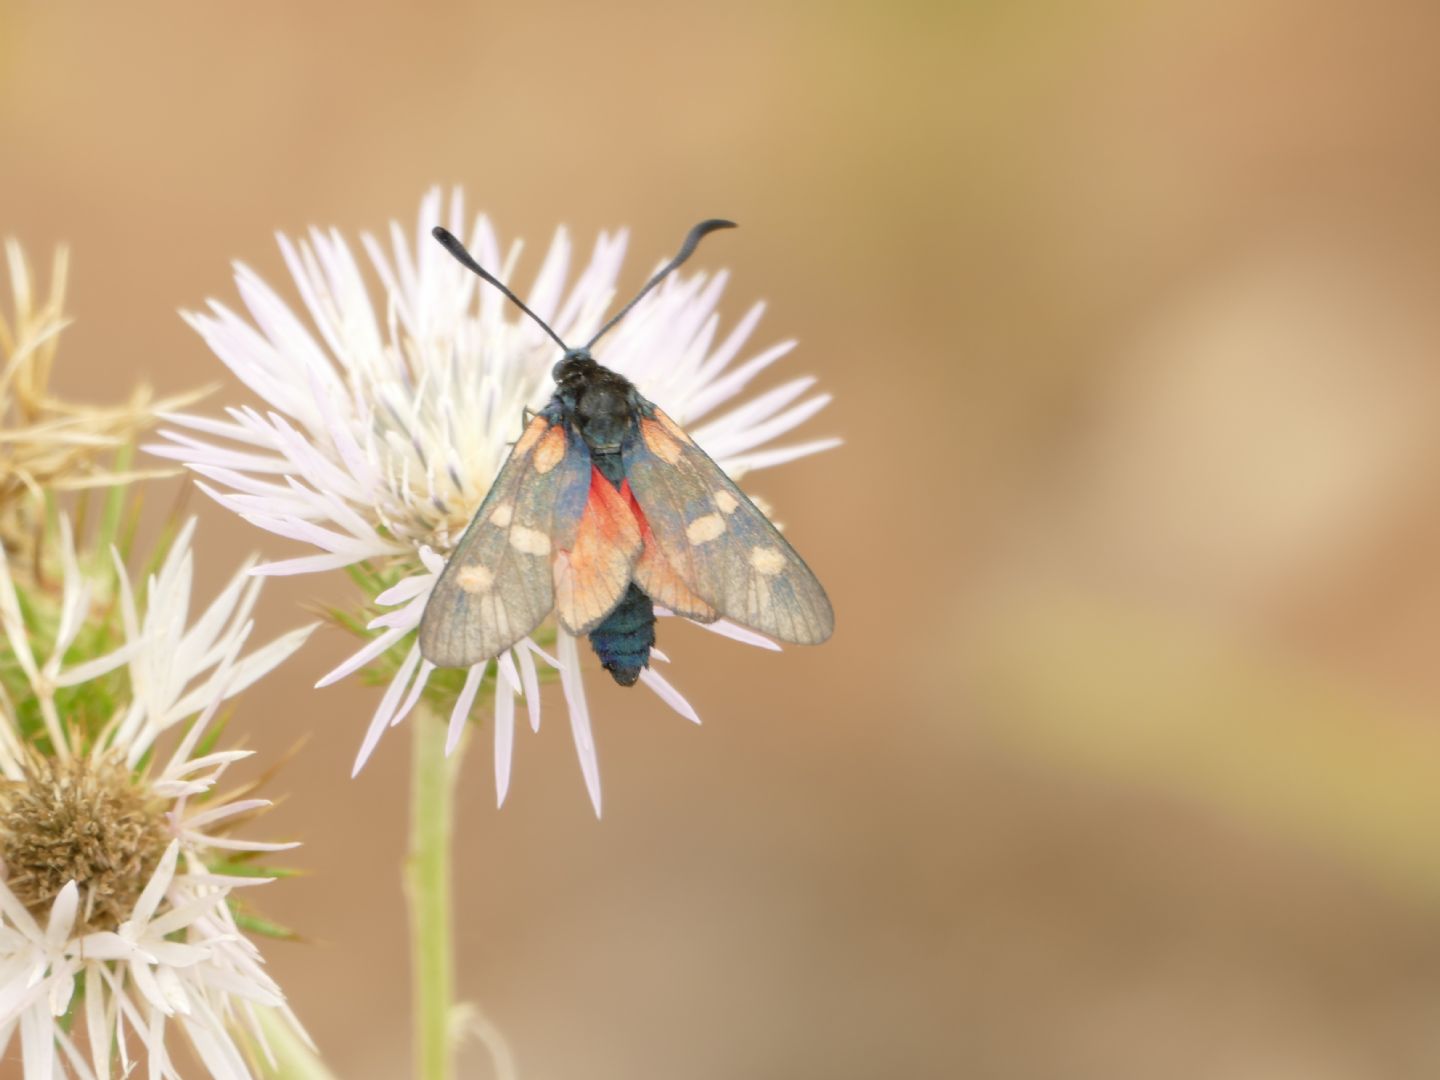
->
553, 348, 597, 384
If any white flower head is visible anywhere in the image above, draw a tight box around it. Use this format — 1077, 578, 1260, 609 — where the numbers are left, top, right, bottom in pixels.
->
151, 188, 837, 814
0, 520, 314, 1078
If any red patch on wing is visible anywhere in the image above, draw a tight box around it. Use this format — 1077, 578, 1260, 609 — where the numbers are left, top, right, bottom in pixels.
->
623, 483, 717, 622
553, 468, 642, 633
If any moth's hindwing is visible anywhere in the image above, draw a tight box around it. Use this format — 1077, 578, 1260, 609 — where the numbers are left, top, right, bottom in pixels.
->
553, 466, 643, 635
621, 405, 835, 644
419, 413, 590, 668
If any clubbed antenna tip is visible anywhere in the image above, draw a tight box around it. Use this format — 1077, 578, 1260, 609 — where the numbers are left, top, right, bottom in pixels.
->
583, 219, 738, 349
430, 226, 570, 352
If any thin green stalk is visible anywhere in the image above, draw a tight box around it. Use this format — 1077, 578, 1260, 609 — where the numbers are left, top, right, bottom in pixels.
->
254, 1006, 337, 1080
406, 704, 464, 1080
92, 442, 134, 568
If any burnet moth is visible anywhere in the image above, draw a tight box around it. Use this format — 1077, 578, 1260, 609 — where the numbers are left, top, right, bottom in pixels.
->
417, 220, 833, 685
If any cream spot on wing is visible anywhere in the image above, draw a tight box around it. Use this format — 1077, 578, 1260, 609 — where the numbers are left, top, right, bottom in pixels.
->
750, 545, 786, 576
457, 564, 494, 593
686, 513, 727, 544
489, 502, 514, 528
533, 425, 567, 474
713, 489, 740, 514
640, 419, 684, 464
510, 526, 552, 556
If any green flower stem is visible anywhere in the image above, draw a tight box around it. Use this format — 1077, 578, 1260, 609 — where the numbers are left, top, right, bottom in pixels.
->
406, 703, 464, 1080
254, 1006, 337, 1080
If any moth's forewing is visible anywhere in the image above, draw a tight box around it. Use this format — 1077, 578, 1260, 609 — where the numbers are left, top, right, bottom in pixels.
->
419, 414, 590, 668
621, 405, 834, 644
553, 468, 643, 634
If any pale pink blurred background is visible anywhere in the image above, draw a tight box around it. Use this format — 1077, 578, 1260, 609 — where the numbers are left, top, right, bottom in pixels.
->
5, 1, 1440, 1076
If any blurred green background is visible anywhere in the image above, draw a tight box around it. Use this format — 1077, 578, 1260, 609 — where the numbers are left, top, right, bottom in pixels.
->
6, 1, 1440, 1076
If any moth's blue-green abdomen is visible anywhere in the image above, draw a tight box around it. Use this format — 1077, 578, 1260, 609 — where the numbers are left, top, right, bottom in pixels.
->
588, 583, 655, 686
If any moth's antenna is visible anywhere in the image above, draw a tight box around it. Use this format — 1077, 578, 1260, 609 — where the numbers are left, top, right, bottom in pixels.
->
431, 226, 571, 352
583, 219, 737, 350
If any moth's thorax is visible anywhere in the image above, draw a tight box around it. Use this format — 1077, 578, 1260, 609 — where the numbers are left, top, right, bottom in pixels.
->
552, 351, 637, 452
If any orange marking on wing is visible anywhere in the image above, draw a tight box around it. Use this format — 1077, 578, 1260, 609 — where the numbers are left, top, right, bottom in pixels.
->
623, 483, 716, 622
512, 414, 549, 457
654, 408, 694, 446
533, 424, 567, 474
640, 418, 683, 464
553, 468, 642, 632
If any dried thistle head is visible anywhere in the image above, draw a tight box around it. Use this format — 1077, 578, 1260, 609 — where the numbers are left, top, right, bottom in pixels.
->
0, 240, 205, 561
0, 746, 168, 933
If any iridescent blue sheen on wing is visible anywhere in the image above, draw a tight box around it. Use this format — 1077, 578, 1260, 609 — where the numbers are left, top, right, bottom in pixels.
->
418, 410, 590, 668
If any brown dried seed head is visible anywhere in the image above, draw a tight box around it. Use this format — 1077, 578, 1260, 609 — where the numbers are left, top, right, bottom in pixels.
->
0, 750, 169, 933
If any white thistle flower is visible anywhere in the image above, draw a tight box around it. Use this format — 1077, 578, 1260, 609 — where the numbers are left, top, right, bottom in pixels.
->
150, 188, 837, 814
0, 519, 315, 1078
